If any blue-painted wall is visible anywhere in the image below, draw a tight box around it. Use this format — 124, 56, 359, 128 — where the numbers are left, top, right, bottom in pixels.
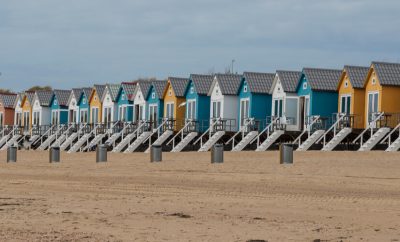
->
146, 86, 164, 123
184, 80, 210, 132
50, 95, 68, 124
237, 79, 272, 130
116, 88, 133, 122
296, 74, 338, 119
78, 92, 90, 122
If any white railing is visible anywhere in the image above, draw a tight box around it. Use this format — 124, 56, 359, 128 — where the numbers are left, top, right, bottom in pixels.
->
293, 115, 321, 146
380, 122, 400, 146
225, 118, 254, 149
317, 113, 346, 146
193, 117, 222, 147
352, 112, 385, 146
143, 118, 170, 145
167, 119, 196, 149
250, 117, 280, 147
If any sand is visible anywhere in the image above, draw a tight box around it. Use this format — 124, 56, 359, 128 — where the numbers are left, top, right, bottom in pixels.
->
0, 150, 399, 241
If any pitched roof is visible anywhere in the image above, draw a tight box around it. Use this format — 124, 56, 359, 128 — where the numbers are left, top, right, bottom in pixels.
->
189, 74, 214, 95
210, 74, 242, 95
35, 90, 53, 106
276, 70, 302, 93
13, 93, 23, 108
72, 88, 83, 100
0, 94, 17, 108
133, 81, 152, 100
81, 87, 92, 98
150, 80, 168, 99
168, 77, 189, 97
371, 61, 400, 86
243, 72, 275, 94
53, 89, 71, 106
302, 68, 342, 91
24, 92, 35, 104
121, 82, 136, 100
340, 65, 370, 89
94, 84, 106, 99
105, 84, 121, 102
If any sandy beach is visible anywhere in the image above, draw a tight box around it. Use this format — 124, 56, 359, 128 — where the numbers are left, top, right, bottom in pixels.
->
0, 150, 399, 241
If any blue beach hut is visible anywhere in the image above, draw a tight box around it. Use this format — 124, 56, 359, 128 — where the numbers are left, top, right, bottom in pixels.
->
77, 88, 92, 124
238, 72, 275, 129
296, 68, 342, 129
146, 80, 167, 129
183, 74, 214, 132
50, 89, 71, 125
116, 82, 136, 122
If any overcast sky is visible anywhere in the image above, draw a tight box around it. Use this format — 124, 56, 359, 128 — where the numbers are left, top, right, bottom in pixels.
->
1, 0, 399, 91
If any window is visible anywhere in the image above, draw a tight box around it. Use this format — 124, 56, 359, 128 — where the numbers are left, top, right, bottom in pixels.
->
190, 87, 194, 94
15, 112, 22, 126
344, 80, 348, 88
91, 107, 99, 124
121, 94, 125, 100
119, 106, 127, 121
212, 101, 221, 118
340, 95, 351, 114
187, 100, 196, 120
82, 98, 86, 104
168, 90, 172, 96
23, 111, 30, 128
103, 107, 112, 123
372, 79, 376, 85
80, 109, 88, 123
243, 85, 248, 93
274, 99, 283, 118
303, 82, 307, 89
152, 92, 155, 99
166, 103, 174, 119
52, 110, 59, 125
33, 111, 40, 126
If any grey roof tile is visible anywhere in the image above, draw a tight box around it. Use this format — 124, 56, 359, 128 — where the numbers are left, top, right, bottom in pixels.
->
81, 87, 92, 99
36, 90, 53, 106
151, 80, 168, 99
121, 82, 136, 100
0, 94, 17, 108
24, 92, 35, 104
72, 88, 83, 100
189, 74, 214, 95
302, 68, 342, 91
94, 84, 106, 99
372, 61, 400, 86
342, 65, 370, 89
243, 72, 275, 94
106, 84, 121, 102
53, 89, 71, 106
214, 74, 242, 95
276, 70, 302, 93
134, 81, 152, 100
168, 77, 189, 97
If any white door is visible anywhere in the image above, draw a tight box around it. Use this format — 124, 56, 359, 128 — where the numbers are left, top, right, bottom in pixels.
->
149, 105, 158, 129
187, 100, 196, 120
91, 108, 99, 124
340, 95, 351, 115
80, 109, 88, 123
166, 103, 174, 119
239, 99, 250, 127
304, 96, 310, 129
212, 101, 221, 119
367, 92, 379, 127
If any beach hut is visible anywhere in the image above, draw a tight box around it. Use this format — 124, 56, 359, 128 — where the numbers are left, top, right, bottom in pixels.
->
238, 72, 275, 129
270, 70, 302, 131
101, 84, 120, 125
336, 65, 370, 129
50, 90, 70, 125
13, 93, 23, 127
31, 90, 53, 127
353, 61, 400, 151
0, 94, 17, 127
162, 77, 189, 131
89, 84, 105, 124
183, 74, 214, 132
77, 88, 92, 124
21, 92, 35, 132
296, 68, 342, 129
146, 80, 167, 129
116, 82, 136, 122
132, 81, 152, 123
67, 88, 83, 124
208, 74, 242, 131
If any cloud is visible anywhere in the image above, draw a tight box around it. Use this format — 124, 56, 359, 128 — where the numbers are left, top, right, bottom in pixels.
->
0, 0, 399, 91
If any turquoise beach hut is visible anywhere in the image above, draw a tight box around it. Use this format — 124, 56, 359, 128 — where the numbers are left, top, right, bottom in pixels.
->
296, 68, 342, 129
116, 82, 136, 122
183, 74, 214, 132
50, 89, 71, 125
146, 80, 167, 129
77, 88, 92, 124
237, 72, 275, 129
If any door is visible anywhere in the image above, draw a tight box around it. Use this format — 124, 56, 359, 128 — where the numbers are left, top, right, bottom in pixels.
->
303, 96, 310, 129
187, 100, 196, 120
212, 101, 221, 119
299, 96, 305, 130
33, 111, 40, 126
52, 110, 59, 125
0, 112, 3, 127
340, 95, 351, 115
166, 103, 174, 119
367, 92, 379, 127
149, 105, 158, 129
239, 99, 250, 127
103, 107, 112, 124
23, 111, 30, 131
273, 99, 283, 118
91, 108, 99, 124
80, 109, 88, 123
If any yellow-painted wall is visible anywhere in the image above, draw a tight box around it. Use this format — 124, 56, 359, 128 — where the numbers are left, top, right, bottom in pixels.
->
21, 96, 32, 130
163, 81, 186, 131
89, 89, 102, 124
337, 72, 365, 129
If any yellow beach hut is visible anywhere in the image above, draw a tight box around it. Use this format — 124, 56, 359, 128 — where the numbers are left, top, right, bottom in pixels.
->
162, 77, 189, 131
337, 65, 369, 129
21, 92, 35, 133
89, 84, 106, 124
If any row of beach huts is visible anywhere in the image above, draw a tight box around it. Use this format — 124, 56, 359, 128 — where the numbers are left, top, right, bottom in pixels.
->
0, 61, 400, 153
